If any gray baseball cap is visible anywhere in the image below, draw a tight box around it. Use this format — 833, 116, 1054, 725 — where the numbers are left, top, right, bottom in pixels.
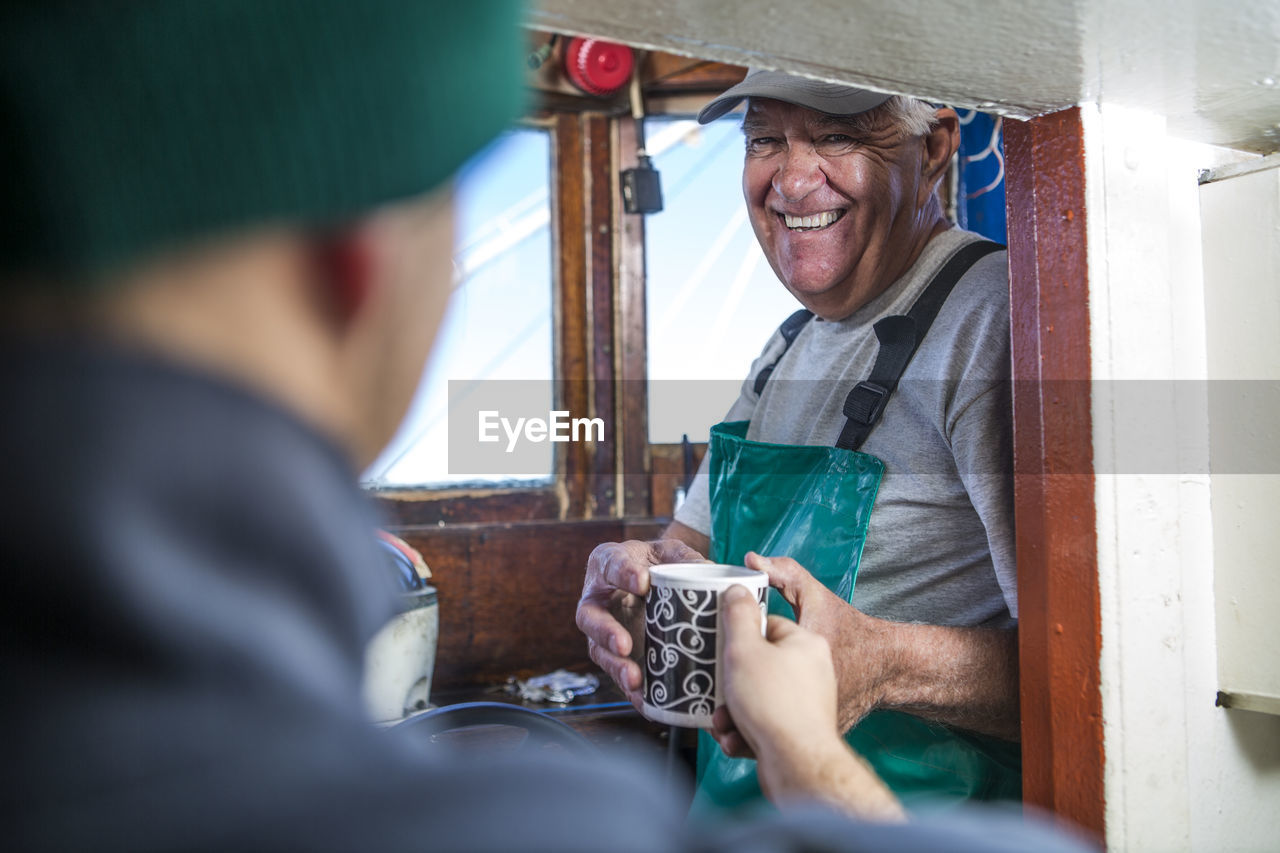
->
697, 68, 893, 124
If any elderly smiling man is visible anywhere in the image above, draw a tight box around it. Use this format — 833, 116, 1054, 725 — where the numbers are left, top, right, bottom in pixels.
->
578, 69, 1021, 813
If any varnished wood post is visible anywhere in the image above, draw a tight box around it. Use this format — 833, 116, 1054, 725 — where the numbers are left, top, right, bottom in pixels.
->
555, 112, 592, 518
1004, 107, 1105, 838
617, 116, 652, 518
585, 113, 618, 518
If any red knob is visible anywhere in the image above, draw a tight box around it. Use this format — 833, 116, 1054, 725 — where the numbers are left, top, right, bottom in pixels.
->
564, 36, 634, 96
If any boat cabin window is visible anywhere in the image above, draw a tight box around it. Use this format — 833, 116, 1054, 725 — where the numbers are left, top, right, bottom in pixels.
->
363, 126, 554, 489
643, 114, 803, 444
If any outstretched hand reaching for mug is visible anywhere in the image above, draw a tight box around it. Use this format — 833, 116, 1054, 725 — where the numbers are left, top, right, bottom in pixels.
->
714, 582, 905, 822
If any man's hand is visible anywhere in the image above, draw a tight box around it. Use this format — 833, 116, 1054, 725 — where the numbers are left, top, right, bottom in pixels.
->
576, 537, 706, 707
751, 551, 1022, 741
747, 552, 894, 733
716, 584, 905, 822
711, 587, 836, 762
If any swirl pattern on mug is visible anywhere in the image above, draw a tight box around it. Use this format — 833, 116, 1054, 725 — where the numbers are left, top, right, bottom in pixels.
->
644, 586, 719, 717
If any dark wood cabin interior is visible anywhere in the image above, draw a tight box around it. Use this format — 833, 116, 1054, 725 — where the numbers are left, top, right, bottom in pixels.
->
371, 35, 1104, 831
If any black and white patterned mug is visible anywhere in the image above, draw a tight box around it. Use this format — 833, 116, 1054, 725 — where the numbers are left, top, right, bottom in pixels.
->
642, 563, 768, 728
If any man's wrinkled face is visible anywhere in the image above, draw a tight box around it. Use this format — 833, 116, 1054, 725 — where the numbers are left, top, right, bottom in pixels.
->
741, 98, 931, 320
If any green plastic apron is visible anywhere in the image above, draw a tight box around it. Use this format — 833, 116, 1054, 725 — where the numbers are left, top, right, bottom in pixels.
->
690, 419, 1022, 815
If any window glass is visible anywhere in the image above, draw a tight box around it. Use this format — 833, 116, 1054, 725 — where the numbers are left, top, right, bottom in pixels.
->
363, 128, 554, 488
643, 116, 802, 443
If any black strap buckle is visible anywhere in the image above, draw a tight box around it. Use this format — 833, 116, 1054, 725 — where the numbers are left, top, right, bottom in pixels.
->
843, 380, 891, 425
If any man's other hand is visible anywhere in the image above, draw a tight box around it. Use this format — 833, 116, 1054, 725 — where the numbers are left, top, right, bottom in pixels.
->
576, 537, 705, 708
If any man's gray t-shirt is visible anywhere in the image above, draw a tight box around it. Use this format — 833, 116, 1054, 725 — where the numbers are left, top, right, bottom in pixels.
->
675, 228, 1016, 628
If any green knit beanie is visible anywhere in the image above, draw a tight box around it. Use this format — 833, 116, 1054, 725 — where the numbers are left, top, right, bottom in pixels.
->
0, 0, 527, 281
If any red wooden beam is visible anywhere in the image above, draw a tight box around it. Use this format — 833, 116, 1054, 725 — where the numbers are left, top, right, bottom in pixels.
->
1004, 106, 1105, 839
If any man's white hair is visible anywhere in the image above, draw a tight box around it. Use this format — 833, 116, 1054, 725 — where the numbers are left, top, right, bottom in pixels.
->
839, 95, 940, 138
881, 96, 941, 137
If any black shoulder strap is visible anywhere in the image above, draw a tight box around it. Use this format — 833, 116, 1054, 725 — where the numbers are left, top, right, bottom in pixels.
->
752, 307, 814, 395
835, 240, 1004, 451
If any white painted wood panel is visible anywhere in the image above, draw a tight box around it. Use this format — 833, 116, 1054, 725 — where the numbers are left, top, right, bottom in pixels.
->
1200, 158, 1280, 715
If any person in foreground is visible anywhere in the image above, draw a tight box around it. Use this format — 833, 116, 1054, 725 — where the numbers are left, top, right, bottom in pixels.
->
580, 69, 1022, 811
1, 2, 1091, 850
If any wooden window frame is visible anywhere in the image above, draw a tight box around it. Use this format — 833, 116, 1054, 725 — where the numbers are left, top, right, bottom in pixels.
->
372, 59, 748, 529
371, 114, 629, 526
